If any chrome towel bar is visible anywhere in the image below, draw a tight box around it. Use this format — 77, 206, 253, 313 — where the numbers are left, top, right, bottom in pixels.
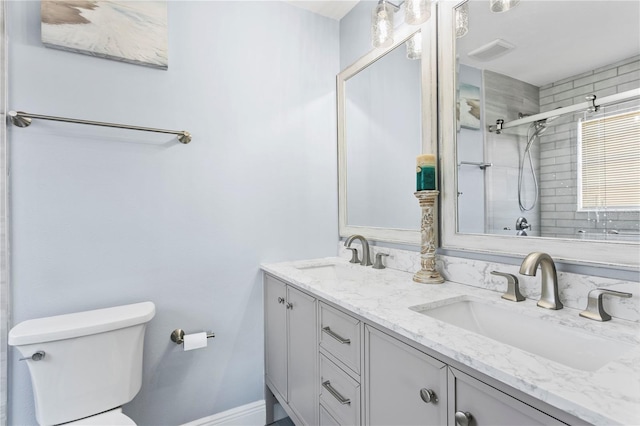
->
8, 110, 192, 144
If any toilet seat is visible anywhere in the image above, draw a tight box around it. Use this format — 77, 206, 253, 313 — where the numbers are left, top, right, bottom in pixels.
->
66, 408, 136, 425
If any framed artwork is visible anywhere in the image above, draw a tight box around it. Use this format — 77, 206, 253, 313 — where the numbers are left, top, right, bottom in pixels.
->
41, 1, 168, 69
458, 83, 481, 130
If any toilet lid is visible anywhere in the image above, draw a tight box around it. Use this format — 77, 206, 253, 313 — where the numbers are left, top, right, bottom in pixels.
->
66, 409, 136, 425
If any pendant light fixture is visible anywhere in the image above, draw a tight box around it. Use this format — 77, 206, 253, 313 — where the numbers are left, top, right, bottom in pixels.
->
490, 0, 520, 13
371, 0, 395, 48
405, 0, 431, 25
371, 0, 431, 49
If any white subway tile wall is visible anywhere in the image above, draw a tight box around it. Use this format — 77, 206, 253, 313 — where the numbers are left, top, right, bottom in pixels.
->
538, 55, 640, 240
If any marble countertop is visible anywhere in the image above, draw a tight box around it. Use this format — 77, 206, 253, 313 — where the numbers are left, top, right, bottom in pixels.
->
261, 257, 640, 426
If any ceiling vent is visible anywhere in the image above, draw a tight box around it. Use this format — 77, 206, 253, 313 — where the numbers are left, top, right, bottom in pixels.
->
467, 39, 515, 61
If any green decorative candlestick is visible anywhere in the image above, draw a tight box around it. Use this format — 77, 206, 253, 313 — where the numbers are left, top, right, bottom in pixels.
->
413, 190, 444, 284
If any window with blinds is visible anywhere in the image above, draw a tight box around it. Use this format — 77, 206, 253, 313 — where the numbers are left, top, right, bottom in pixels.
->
578, 109, 640, 211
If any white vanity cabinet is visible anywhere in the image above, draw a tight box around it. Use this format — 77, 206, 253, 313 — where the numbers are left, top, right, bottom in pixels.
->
263, 272, 582, 426
318, 302, 362, 426
448, 367, 565, 426
364, 326, 447, 426
264, 274, 318, 426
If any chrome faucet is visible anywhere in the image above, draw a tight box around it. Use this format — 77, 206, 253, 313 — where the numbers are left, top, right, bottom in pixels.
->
519, 252, 563, 310
344, 235, 372, 266
579, 288, 632, 321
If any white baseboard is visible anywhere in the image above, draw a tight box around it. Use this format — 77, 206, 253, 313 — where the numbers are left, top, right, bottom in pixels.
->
181, 400, 266, 426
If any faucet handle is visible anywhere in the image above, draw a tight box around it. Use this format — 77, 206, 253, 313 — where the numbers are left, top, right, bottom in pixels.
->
579, 288, 632, 321
491, 271, 525, 302
346, 247, 360, 264
372, 253, 389, 270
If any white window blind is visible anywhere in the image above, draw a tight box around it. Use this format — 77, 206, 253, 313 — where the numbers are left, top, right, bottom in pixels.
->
578, 109, 640, 210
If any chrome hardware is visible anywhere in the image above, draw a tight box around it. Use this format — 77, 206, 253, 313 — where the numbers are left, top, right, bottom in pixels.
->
277, 297, 285, 304
419, 388, 437, 403
322, 326, 351, 344
286, 302, 293, 310
491, 118, 505, 134
515, 217, 531, 231
344, 235, 372, 266
8, 110, 192, 144
322, 380, 351, 405
372, 253, 389, 269
458, 161, 493, 170
579, 288, 632, 321
519, 252, 563, 310
491, 271, 525, 302
455, 411, 472, 426
586, 94, 599, 113
19, 350, 45, 361
170, 329, 215, 345
346, 247, 360, 264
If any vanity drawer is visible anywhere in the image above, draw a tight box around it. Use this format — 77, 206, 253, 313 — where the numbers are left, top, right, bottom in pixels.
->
319, 404, 341, 426
319, 354, 360, 426
319, 302, 361, 374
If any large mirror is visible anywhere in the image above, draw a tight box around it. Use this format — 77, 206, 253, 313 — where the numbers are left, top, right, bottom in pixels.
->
338, 20, 436, 245
439, 0, 640, 267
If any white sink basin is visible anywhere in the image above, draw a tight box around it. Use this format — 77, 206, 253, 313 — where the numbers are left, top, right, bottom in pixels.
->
410, 298, 634, 371
296, 264, 362, 281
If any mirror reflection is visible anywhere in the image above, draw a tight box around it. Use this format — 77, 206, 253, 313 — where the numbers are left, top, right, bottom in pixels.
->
454, 0, 640, 242
345, 34, 422, 230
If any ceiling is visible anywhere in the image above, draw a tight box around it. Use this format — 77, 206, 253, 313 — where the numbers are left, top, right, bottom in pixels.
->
284, 1, 639, 87
285, 0, 360, 20
456, 1, 640, 87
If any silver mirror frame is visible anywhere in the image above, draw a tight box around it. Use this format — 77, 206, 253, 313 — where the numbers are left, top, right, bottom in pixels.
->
337, 11, 437, 245
438, 1, 640, 269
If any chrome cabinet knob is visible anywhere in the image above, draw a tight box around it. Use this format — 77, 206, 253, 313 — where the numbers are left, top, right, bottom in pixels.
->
277, 297, 285, 304
419, 388, 437, 403
286, 302, 293, 310
455, 411, 472, 426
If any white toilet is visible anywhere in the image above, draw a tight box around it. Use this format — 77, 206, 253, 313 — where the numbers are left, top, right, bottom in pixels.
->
8, 302, 156, 426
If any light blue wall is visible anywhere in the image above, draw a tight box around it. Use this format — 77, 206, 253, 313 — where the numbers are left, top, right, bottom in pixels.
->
340, 0, 376, 69
7, 1, 338, 425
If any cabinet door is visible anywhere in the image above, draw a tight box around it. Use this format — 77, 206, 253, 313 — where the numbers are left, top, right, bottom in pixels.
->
265, 275, 288, 400
448, 367, 565, 426
287, 286, 318, 426
365, 326, 447, 426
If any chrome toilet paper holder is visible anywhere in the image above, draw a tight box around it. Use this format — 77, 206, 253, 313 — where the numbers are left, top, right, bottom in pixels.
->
170, 328, 215, 345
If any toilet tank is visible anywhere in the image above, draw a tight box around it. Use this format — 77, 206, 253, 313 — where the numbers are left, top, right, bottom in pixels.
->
8, 302, 155, 426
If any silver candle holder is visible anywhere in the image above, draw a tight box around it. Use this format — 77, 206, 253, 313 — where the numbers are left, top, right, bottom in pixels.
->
413, 190, 444, 284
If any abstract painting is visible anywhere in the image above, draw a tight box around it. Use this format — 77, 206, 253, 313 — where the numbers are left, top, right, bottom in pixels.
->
41, 1, 168, 69
458, 83, 481, 130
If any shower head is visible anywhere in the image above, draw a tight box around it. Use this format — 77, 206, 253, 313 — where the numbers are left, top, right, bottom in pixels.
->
533, 119, 548, 135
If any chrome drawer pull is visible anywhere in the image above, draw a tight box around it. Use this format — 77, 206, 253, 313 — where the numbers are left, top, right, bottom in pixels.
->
322, 380, 351, 405
322, 326, 351, 344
